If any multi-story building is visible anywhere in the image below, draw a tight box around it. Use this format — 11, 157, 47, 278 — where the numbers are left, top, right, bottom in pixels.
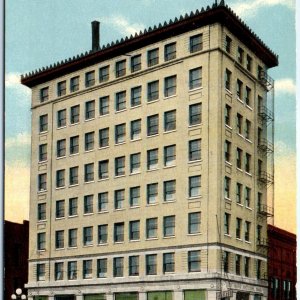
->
267, 225, 297, 300
21, 2, 278, 300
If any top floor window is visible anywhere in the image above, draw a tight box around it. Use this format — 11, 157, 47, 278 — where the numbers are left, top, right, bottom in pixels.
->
57, 81, 66, 97
246, 55, 252, 72
190, 34, 203, 53
85, 71, 95, 87
131, 55, 141, 72
225, 35, 232, 53
99, 65, 109, 83
165, 42, 176, 61
237, 47, 244, 64
148, 48, 159, 67
40, 87, 49, 102
70, 76, 79, 92
116, 60, 126, 78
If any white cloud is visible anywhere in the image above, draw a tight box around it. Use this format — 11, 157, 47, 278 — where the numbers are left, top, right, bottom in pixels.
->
232, 0, 295, 18
5, 132, 31, 149
275, 78, 296, 94
104, 15, 145, 36
5, 72, 31, 99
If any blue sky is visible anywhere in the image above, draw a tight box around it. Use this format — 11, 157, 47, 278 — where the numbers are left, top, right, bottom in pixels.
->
5, 0, 296, 232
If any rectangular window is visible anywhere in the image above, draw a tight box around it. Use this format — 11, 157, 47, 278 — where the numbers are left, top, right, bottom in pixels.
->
163, 253, 175, 273
130, 119, 141, 140
116, 60, 126, 77
147, 114, 159, 136
83, 226, 93, 246
225, 35, 232, 53
57, 109, 66, 128
55, 230, 64, 249
164, 215, 175, 237
114, 189, 125, 209
225, 104, 231, 126
85, 132, 95, 151
69, 197, 78, 216
236, 183, 242, 204
131, 54, 141, 72
165, 42, 176, 61
129, 256, 139, 276
131, 86, 141, 107
190, 34, 203, 53
130, 153, 140, 174
37, 264, 45, 281
246, 55, 252, 72
237, 47, 244, 64
147, 183, 158, 205
115, 123, 126, 144
147, 80, 159, 101
189, 67, 202, 90
99, 159, 109, 179
188, 250, 200, 272
224, 176, 231, 199
164, 75, 177, 97
164, 144, 176, 167
244, 257, 249, 277
57, 139, 66, 158
129, 220, 140, 240
69, 166, 78, 185
189, 139, 201, 161
256, 260, 261, 279
40, 87, 49, 102
245, 221, 250, 241
39, 144, 47, 162
115, 91, 126, 111
97, 258, 107, 278
225, 69, 232, 91
236, 79, 243, 99
146, 218, 157, 239
245, 119, 251, 140
146, 254, 157, 275
99, 128, 109, 148
147, 148, 158, 170
38, 173, 47, 191
56, 169, 65, 188
99, 96, 109, 116
70, 105, 80, 124
164, 180, 176, 202
115, 156, 125, 176
56, 200, 65, 218
85, 100, 95, 120
164, 110, 176, 131
84, 163, 94, 182
84, 195, 93, 214
130, 186, 140, 207
39, 114, 48, 132
70, 135, 79, 155
68, 261, 77, 280
148, 48, 159, 67
37, 203, 46, 221
189, 212, 201, 234
245, 86, 251, 106
98, 192, 108, 212
189, 175, 201, 197
245, 153, 251, 173
245, 187, 251, 207
68, 228, 77, 247
237, 113, 243, 134
236, 148, 242, 169
189, 103, 202, 125
257, 225, 262, 242
224, 213, 230, 235
236, 254, 241, 275
55, 262, 64, 280
57, 80, 66, 97
223, 251, 229, 272
70, 76, 79, 92
236, 218, 242, 239
85, 71, 95, 87
224, 140, 231, 162
99, 65, 109, 83
114, 257, 124, 277
83, 260, 92, 279
114, 222, 124, 242
37, 232, 46, 250
98, 224, 108, 244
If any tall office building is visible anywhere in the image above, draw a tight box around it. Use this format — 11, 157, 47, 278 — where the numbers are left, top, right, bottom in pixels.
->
21, 2, 278, 300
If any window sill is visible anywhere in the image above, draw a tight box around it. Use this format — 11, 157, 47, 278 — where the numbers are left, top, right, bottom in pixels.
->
98, 177, 109, 182
69, 184, 79, 188
70, 122, 80, 126
37, 249, 46, 253
97, 243, 108, 246
84, 180, 95, 184
188, 159, 202, 164
188, 123, 202, 128
130, 138, 142, 142
147, 168, 159, 172
164, 94, 177, 100
163, 236, 175, 239
129, 205, 140, 209
129, 239, 140, 243
37, 220, 47, 223
245, 172, 252, 177
225, 124, 232, 130
245, 138, 252, 144
237, 97, 244, 104
115, 109, 127, 114
146, 203, 158, 207
55, 217, 65, 220
83, 213, 94, 216
225, 89, 232, 95
188, 196, 202, 201
55, 186, 66, 190
245, 206, 253, 211
225, 161, 232, 166
236, 238, 243, 242
246, 105, 253, 111
84, 118, 95, 122
187, 232, 202, 236
84, 149, 94, 154
37, 190, 47, 194
38, 160, 48, 164
98, 210, 108, 214
147, 99, 159, 104
68, 215, 78, 218
114, 175, 125, 179
115, 142, 126, 146
163, 129, 177, 134
224, 197, 232, 202
146, 237, 158, 241
57, 125, 67, 130
39, 131, 48, 135
236, 167, 243, 172
55, 247, 65, 251
163, 164, 176, 169
245, 240, 251, 244
83, 244, 94, 248
130, 104, 142, 109
56, 156, 66, 160
114, 242, 124, 245
147, 134, 159, 138
236, 203, 243, 207
189, 87, 203, 93
67, 246, 78, 249
163, 200, 176, 204
69, 153, 79, 157
99, 114, 109, 118
130, 171, 141, 176
114, 208, 125, 212
237, 133, 244, 138
224, 234, 232, 238
99, 146, 110, 150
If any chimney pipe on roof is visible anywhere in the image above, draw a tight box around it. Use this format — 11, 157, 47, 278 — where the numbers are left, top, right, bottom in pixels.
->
91, 21, 100, 51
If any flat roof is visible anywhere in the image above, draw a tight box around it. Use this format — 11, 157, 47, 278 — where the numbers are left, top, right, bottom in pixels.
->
21, 0, 278, 88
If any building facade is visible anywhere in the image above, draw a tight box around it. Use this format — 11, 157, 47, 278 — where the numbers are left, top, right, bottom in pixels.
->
4, 220, 29, 300
21, 2, 278, 300
267, 225, 296, 300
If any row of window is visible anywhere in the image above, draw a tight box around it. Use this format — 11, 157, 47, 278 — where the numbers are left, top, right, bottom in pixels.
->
224, 212, 251, 242
39, 34, 203, 102
37, 213, 200, 250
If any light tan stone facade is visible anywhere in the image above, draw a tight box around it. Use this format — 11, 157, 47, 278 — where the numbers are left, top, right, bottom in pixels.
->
22, 4, 277, 300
